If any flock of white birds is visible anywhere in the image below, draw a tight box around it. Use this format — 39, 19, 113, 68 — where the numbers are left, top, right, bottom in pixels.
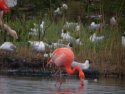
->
0, 2, 125, 69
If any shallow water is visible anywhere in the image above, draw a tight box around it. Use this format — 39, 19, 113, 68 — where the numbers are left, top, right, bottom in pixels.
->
0, 76, 125, 94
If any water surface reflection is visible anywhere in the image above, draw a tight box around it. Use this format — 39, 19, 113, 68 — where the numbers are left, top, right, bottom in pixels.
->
0, 76, 125, 94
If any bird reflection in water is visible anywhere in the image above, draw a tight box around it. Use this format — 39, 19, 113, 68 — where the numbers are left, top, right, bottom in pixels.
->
53, 86, 84, 94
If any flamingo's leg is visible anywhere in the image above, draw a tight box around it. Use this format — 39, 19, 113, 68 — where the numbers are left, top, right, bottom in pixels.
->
55, 68, 64, 88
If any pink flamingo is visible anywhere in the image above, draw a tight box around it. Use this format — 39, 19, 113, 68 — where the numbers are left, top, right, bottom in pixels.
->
0, 0, 10, 12
47, 48, 85, 87
0, 0, 18, 39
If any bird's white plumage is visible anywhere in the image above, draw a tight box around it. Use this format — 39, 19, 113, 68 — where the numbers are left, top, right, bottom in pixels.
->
110, 16, 117, 26
75, 37, 83, 45
62, 3, 68, 10
121, 35, 125, 47
63, 22, 80, 31
71, 60, 90, 70
90, 33, 104, 43
40, 21, 45, 33
29, 21, 45, 36
0, 42, 16, 52
61, 29, 74, 43
5, 0, 17, 8
28, 41, 45, 52
89, 22, 103, 30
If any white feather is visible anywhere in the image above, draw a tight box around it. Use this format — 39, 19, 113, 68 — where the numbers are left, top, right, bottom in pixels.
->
5, 0, 17, 8
71, 60, 90, 70
0, 42, 16, 52
28, 41, 45, 52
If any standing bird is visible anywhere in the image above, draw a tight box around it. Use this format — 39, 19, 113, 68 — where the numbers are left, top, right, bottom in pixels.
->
4, 0, 17, 8
110, 16, 117, 26
28, 41, 45, 52
0, 42, 16, 52
75, 36, 83, 45
47, 48, 85, 87
0, 0, 18, 39
71, 59, 91, 70
89, 22, 103, 31
90, 33, 105, 43
40, 21, 45, 33
61, 29, 74, 43
121, 32, 125, 47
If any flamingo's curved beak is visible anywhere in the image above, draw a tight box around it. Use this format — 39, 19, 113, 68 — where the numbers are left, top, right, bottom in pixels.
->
79, 71, 85, 87
80, 78, 84, 87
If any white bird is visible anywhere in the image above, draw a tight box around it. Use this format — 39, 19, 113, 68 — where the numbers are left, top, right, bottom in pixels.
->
28, 41, 45, 52
48, 42, 72, 49
63, 22, 80, 31
121, 32, 125, 47
71, 59, 91, 70
29, 27, 38, 35
0, 42, 16, 52
29, 23, 39, 36
61, 29, 74, 43
110, 16, 117, 26
54, 7, 62, 15
86, 14, 102, 20
5, 0, 17, 8
29, 22, 45, 35
61, 3, 68, 10
76, 24, 81, 31
75, 37, 83, 45
90, 33, 105, 43
40, 21, 45, 33
43, 52, 52, 58
89, 22, 103, 30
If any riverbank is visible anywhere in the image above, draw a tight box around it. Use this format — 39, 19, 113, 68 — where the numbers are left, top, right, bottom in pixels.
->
0, 47, 124, 79
0, 48, 99, 79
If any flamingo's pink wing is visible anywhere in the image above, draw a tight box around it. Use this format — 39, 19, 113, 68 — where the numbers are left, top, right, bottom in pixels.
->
52, 52, 66, 67
51, 48, 74, 67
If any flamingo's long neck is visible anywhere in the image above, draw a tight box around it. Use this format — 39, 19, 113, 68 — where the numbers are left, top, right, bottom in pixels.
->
65, 65, 85, 86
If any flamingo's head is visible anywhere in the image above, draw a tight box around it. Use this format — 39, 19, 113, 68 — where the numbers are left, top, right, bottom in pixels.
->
79, 70, 85, 86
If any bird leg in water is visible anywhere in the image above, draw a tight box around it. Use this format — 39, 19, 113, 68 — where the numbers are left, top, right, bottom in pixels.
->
54, 68, 64, 88
47, 58, 53, 67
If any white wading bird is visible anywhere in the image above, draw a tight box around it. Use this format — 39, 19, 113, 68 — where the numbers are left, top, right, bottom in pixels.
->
40, 21, 45, 33
29, 21, 45, 35
71, 59, 92, 70
61, 3, 68, 10
28, 41, 46, 52
0, 42, 16, 52
121, 32, 125, 47
48, 42, 72, 49
63, 22, 80, 31
61, 29, 74, 43
75, 36, 83, 45
5, 0, 17, 8
89, 22, 103, 30
90, 33, 105, 43
86, 14, 102, 20
110, 16, 117, 26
